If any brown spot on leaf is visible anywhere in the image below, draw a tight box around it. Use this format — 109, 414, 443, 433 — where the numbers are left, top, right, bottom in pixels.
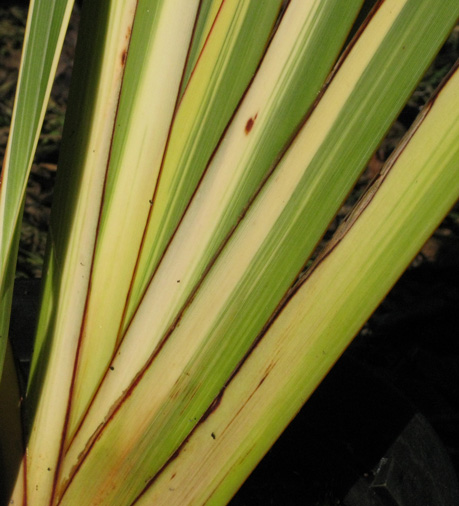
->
244, 113, 258, 134
121, 50, 127, 66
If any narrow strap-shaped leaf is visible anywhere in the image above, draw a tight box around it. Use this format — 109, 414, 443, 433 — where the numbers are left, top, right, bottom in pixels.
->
123, 0, 284, 332
134, 62, 459, 505
20, 2, 139, 503
64, 0, 364, 479
0, 212, 20, 384
180, 0, 225, 96
68, 0, 283, 442
121, 0, 364, 340
0, 0, 74, 378
58, 2, 459, 504
66, 0, 202, 440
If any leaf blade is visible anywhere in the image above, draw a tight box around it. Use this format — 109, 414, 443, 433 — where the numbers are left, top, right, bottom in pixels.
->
136, 61, 459, 505
59, 2, 459, 504
0, 0, 74, 378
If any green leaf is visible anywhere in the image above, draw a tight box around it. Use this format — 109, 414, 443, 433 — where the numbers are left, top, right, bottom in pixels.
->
123, 0, 362, 331
63, 0, 366, 486
124, 0, 285, 328
136, 62, 459, 505
56, 2, 459, 504
68, 2, 285, 432
179, 0, 225, 96
19, 2, 141, 503
66, 0, 204, 438
0, 0, 74, 378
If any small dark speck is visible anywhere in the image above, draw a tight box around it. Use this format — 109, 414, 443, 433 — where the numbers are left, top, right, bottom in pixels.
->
47, 468, 51, 471
211, 432, 216, 440
177, 280, 180, 283
149, 199, 153, 204
110, 366, 114, 371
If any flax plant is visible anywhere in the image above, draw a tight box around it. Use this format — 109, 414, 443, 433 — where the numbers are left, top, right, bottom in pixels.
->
0, 0, 458, 505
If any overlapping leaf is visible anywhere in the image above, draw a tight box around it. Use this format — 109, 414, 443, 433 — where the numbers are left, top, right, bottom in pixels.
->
0, 0, 74, 378
3, 0, 458, 505
16, 2, 140, 502
55, 1, 459, 504
136, 59, 459, 506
